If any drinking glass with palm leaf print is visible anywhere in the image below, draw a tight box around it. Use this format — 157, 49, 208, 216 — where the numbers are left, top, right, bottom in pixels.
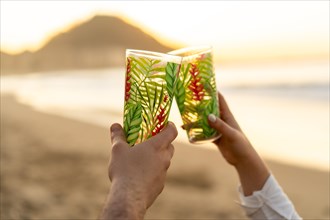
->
123, 49, 182, 146
169, 46, 221, 143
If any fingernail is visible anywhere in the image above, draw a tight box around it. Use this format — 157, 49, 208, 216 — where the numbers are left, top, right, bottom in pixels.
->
208, 114, 217, 123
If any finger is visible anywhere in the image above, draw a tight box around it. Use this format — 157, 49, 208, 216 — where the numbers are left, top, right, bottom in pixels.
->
110, 123, 125, 144
208, 114, 238, 140
217, 92, 241, 131
110, 123, 128, 154
148, 122, 178, 149
218, 92, 232, 116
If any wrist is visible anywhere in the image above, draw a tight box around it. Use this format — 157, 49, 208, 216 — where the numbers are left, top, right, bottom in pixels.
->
234, 153, 270, 196
101, 179, 147, 220
233, 143, 268, 173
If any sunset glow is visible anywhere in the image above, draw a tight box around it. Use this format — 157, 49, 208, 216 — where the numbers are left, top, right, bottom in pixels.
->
1, 1, 329, 62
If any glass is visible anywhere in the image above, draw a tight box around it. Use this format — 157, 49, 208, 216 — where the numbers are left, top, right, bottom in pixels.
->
123, 49, 182, 146
169, 46, 221, 143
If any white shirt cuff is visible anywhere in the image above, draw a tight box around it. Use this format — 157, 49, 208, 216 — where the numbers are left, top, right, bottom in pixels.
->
238, 174, 302, 220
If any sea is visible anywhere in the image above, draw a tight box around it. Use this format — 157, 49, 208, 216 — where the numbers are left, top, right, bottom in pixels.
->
1, 60, 329, 171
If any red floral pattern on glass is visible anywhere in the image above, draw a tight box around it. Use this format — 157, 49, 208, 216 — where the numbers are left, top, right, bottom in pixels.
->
125, 58, 131, 101
152, 95, 168, 136
188, 63, 204, 101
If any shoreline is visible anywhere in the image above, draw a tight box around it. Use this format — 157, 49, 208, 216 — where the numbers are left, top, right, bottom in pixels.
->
12, 97, 330, 172
1, 95, 329, 219
1, 67, 329, 172
5, 92, 329, 172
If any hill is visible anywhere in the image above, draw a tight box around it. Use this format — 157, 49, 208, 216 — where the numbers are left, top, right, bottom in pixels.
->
1, 15, 174, 74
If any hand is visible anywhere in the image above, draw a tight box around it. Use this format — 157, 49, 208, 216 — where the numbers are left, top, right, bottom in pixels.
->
109, 122, 177, 207
100, 122, 177, 220
208, 92, 270, 196
208, 92, 256, 166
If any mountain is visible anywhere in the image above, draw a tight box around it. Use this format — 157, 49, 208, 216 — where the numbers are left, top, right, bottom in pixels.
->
1, 15, 175, 74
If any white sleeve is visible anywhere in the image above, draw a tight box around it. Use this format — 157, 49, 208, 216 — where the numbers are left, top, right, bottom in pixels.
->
238, 174, 302, 220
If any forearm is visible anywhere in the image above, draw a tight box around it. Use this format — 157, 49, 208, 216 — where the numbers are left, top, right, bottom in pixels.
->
100, 181, 146, 220
234, 148, 270, 196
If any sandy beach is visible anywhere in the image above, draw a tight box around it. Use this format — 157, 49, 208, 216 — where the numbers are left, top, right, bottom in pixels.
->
1, 95, 329, 219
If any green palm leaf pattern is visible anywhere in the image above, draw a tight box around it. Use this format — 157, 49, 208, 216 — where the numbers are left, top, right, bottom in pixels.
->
174, 63, 191, 114
124, 103, 143, 146
175, 52, 219, 142
123, 55, 178, 146
175, 78, 186, 114
165, 62, 179, 99
201, 96, 219, 137
197, 53, 216, 96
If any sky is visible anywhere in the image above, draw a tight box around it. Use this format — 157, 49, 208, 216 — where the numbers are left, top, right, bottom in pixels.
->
1, 1, 329, 61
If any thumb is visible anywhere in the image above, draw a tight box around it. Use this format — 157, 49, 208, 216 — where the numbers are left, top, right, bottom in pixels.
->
208, 114, 237, 139
148, 122, 178, 148
110, 123, 128, 153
